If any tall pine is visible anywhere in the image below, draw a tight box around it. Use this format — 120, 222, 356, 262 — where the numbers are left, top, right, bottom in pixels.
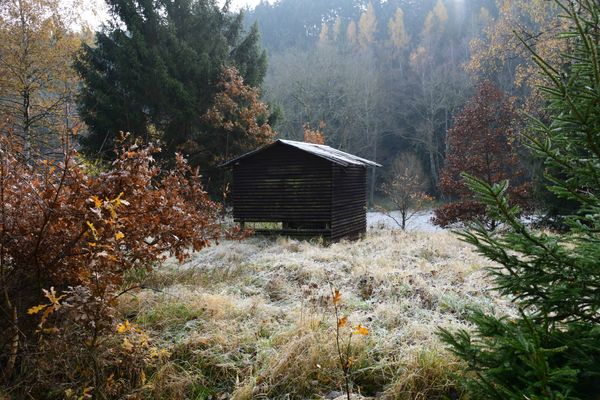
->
75, 0, 267, 167
439, 0, 600, 398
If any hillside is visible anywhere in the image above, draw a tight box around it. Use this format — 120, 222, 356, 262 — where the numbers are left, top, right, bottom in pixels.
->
120, 229, 514, 399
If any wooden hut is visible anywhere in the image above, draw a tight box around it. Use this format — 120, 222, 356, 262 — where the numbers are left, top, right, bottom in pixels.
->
221, 139, 380, 240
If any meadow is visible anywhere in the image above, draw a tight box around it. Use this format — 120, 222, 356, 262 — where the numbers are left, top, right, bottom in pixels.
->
119, 228, 514, 399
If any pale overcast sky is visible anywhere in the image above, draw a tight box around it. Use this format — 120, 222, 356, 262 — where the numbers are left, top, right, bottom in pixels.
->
222, 0, 264, 10
70, 0, 266, 29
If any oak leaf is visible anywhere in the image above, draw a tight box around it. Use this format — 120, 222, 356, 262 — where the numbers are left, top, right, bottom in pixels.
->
333, 289, 342, 305
27, 304, 48, 315
354, 324, 369, 336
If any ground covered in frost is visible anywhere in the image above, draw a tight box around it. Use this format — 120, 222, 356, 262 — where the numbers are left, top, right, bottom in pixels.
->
120, 228, 515, 399
367, 211, 441, 232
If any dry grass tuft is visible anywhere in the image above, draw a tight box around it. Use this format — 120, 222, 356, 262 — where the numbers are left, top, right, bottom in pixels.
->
382, 347, 464, 400
117, 229, 513, 399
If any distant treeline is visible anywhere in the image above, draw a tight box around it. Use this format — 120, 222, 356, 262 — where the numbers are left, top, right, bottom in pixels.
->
245, 0, 561, 207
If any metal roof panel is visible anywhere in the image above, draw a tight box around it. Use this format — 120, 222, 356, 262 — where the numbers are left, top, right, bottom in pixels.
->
221, 139, 381, 167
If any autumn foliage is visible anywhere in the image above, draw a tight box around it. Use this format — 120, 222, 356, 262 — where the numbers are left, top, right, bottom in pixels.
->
433, 81, 530, 228
0, 0, 83, 155
202, 66, 275, 163
303, 122, 326, 145
0, 120, 221, 396
330, 287, 369, 400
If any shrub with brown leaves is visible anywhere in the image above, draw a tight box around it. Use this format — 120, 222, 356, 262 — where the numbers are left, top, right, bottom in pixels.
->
0, 121, 222, 397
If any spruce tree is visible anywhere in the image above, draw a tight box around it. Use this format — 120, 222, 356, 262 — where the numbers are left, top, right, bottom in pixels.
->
438, 1, 600, 398
75, 0, 267, 167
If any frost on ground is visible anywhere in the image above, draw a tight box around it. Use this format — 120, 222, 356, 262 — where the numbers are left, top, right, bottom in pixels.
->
121, 229, 514, 399
367, 211, 441, 232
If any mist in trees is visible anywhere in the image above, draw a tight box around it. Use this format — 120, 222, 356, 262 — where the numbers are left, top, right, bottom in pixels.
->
1, 0, 555, 206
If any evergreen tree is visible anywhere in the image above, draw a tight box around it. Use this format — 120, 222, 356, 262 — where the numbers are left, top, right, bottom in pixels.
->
438, 1, 600, 398
75, 0, 267, 167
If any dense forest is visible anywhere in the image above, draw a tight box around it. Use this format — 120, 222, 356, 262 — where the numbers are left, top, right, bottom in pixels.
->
245, 0, 560, 205
0, 0, 563, 206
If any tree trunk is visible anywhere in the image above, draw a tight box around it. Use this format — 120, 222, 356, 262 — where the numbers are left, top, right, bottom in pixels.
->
370, 133, 378, 207
427, 121, 439, 189
22, 88, 32, 158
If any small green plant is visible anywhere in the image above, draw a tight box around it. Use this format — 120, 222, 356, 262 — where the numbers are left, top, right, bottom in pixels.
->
330, 286, 369, 400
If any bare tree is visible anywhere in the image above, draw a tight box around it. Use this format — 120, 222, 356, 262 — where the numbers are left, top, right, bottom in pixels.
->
379, 153, 431, 230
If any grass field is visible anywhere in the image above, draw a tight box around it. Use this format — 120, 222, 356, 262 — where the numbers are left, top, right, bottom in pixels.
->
119, 228, 514, 399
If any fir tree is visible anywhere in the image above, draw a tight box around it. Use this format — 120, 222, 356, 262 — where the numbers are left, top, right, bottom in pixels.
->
438, 1, 600, 398
75, 0, 267, 168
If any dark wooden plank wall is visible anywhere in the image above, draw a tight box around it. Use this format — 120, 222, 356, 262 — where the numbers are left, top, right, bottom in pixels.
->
331, 165, 367, 240
232, 145, 333, 238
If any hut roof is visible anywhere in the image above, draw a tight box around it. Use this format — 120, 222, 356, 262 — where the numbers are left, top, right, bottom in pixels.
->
221, 139, 381, 168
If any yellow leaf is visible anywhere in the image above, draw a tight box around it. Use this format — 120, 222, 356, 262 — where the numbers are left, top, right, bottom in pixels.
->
149, 347, 159, 358
139, 333, 149, 347
333, 289, 342, 305
78, 386, 93, 400
113, 192, 128, 207
116, 320, 131, 334
86, 221, 98, 240
39, 305, 54, 326
43, 287, 65, 306
90, 195, 102, 208
105, 204, 118, 221
337, 316, 348, 328
115, 231, 125, 241
354, 324, 369, 336
27, 304, 48, 315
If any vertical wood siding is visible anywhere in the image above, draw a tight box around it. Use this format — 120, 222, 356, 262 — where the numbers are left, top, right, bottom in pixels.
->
331, 164, 367, 240
231, 143, 368, 240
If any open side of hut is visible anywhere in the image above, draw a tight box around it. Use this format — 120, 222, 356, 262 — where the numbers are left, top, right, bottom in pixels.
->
221, 139, 380, 240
